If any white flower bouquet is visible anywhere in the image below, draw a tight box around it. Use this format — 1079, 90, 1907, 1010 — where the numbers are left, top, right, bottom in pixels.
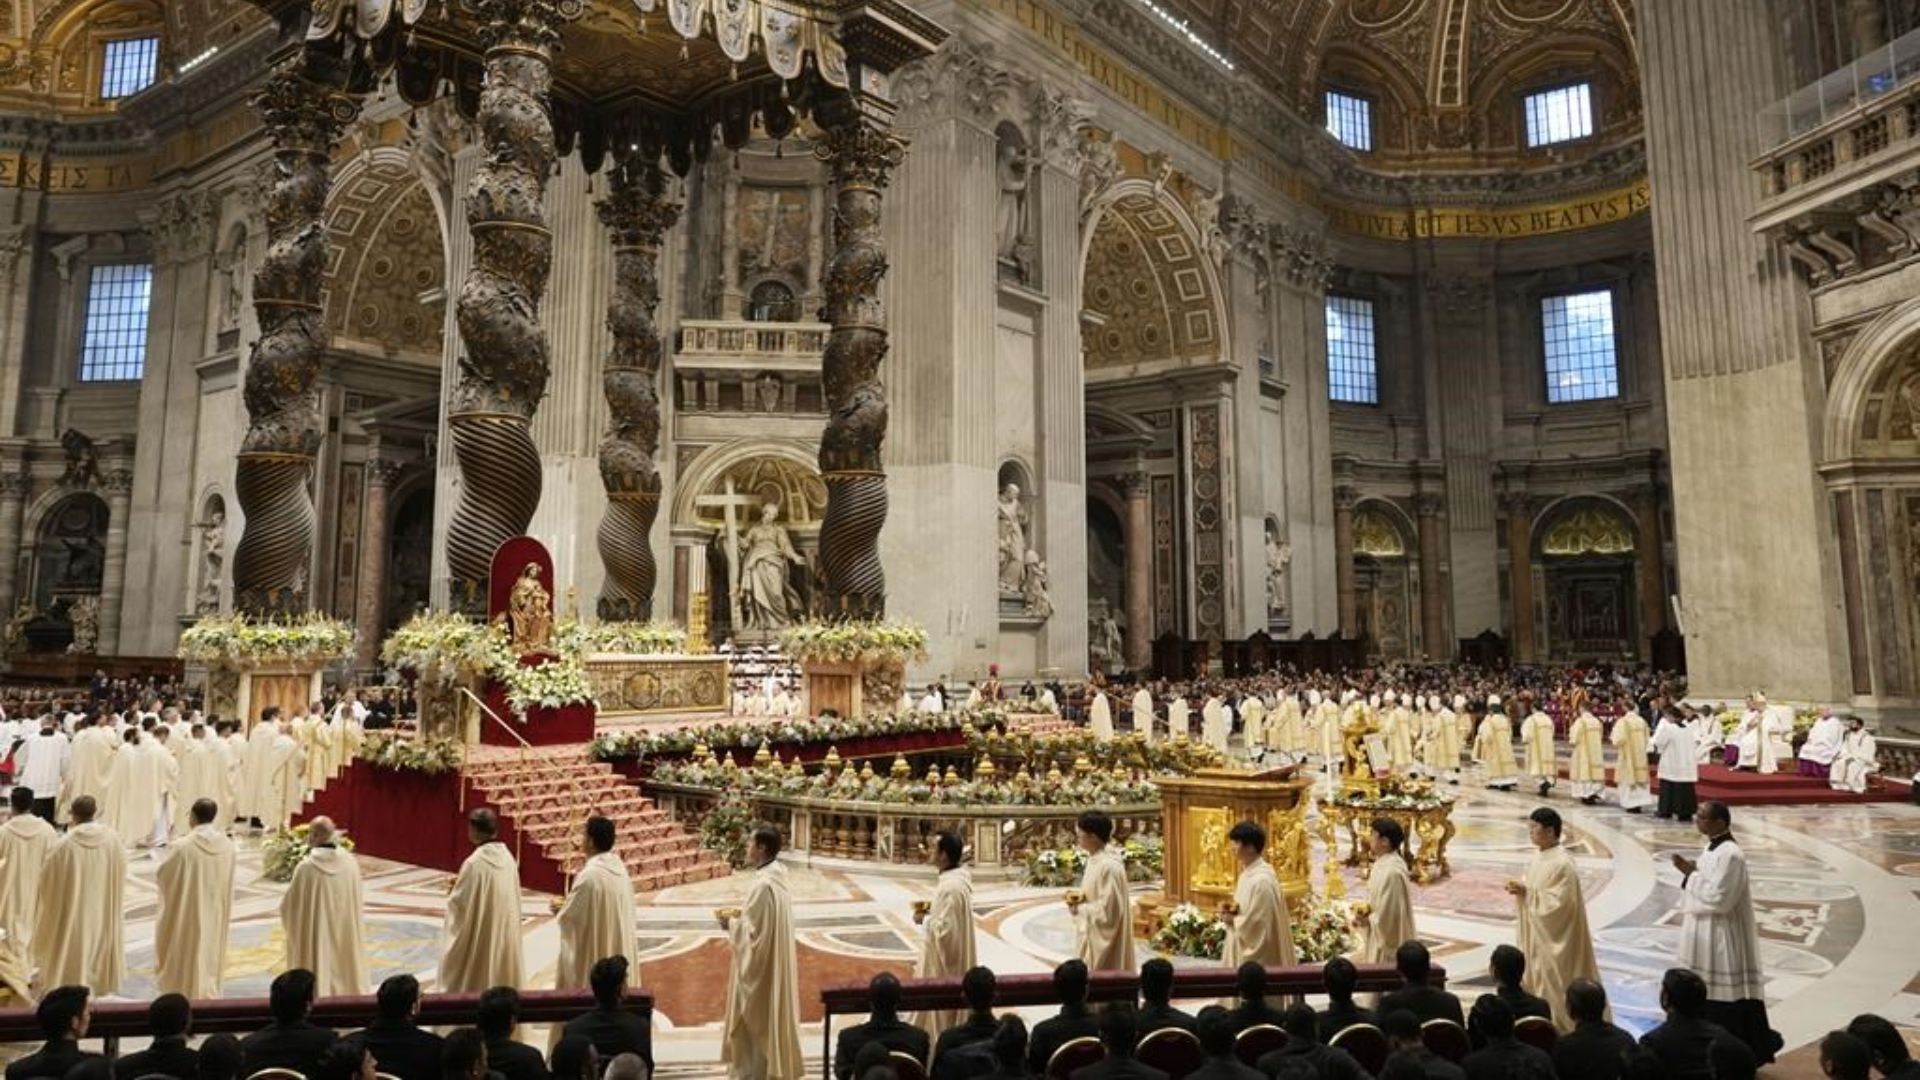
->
179, 613, 355, 670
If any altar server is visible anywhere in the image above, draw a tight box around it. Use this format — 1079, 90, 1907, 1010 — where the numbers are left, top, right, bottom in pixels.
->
1509, 807, 1601, 1031
912, 831, 977, 1038
1566, 696, 1606, 805
556, 816, 638, 993
720, 826, 804, 1080
0, 787, 56, 999
154, 798, 236, 999
1650, 706, 1701, 821
1068, 810, 1135, 972
1223, 820, 1294, 968
281, 815, 368, 997
1357, 817, 1417, 965
1131, 688, 1155, 742
439, 808, 524, 993
1088, 691, 1114, 742
1474, 699, 1519, 790
34, 795, 126, 995
105, 727, 174, 847
1201, 695, 1229, 753
1832, 715, 1879, 794
1672, 801, 1779, 1063
1611, 705, 1654, 812
1168, 695, 1192, 741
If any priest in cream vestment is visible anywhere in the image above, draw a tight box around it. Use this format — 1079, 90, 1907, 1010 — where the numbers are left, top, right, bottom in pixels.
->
155, 799, 236, 999
59, 719, 117, 820
1223, 822, 1294, 967
1088, 692, 1113, 741
1240, 694, 1267, 751
1511, 808, 1602, 1031
1518, 700, 1557, 796
237, 709, 285, 825
0, 788, 57, 999
1358, 818, 1417, 964
556, 816, 637, 992
33, 796, 126, 995
720, 827, 804, 1080
173, 724, 229, 835
1474, 700, 1519, 789
439, 809, 525, 993
281, 816, 368, 997
912, 832, 976, 1038
1069, 811, 1135, 972
105, 730, 175, 847
1167, 696, 1191, 741
1567, 702, 1607, 804
1130, 689, 1155, 742
1610, 709, 1654, 811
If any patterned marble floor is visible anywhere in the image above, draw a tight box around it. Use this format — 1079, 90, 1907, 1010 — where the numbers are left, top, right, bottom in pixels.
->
7, 780, 1920, 1078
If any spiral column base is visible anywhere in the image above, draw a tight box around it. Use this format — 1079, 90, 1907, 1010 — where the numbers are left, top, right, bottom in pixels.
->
231, 452, 315, 615
817, 471, 888, 619
596, 492, 658, 622
445, 412, 542, 613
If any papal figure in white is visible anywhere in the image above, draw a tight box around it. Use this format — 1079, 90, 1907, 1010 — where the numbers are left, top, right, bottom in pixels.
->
739, 502, 805, 629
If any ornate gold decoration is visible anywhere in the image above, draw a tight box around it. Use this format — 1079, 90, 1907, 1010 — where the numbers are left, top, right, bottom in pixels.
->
1352, 509, 1406, 557
1341, 701, 1380, 794
1265, 801, 1311, 888
1327, 780, 1457, 884
587, 655, 730, 716
1082, 193, 1221, 370
1540, 505, 1635, 557
1188, 806, 1237, 893
232, 57, 359, 616
595, 154, 681, 620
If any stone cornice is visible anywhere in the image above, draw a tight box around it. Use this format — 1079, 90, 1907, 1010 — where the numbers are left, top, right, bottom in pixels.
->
118, 27, 280, 139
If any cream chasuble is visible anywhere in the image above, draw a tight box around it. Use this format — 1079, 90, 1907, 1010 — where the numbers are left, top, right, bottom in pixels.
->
236, 724, 280, 822
1384, 706, 1414, 769
60, 726, 117, 818
1610, 713, 1653, 809
721, 860, 804, 1080
1225, 859, 1294, 967
1519, 712, 1556, 779
1516, 843, 1602, 1031
1272, 696, 1305, 754
1474, 714, 1518, 783
0, 813, 56, 999
439, 841, 525, 993
1241, 696, 1267, 750
282, 845, 369, 997
1361, 852, 1417, 965
1073, 847, 1136, 972
1168, 699, 1191, 741
556, 851, 637, 991
266, 734, 305, 830
33, 821, 127, 995
912, 867, 977, 1038
105, 739, 173, 845
299, 718, 336, 792
1418, 710, 1451, 773
154, 824, 236, 998
1201, 697, 1228, 753
1089, 693, 1113, 741
1131, 690, 1155, 742
175, 735, 228, 833
1568, 712, 1606, 790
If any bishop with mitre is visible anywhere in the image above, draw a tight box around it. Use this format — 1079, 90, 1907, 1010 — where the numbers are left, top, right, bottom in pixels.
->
912, 831, 976, 1037
1068, 810, 1136, 972
556, 816, 637, 992
34, 795, 127, 995
0, 787, 57, 999
281, 815, 368, 997
440, 808, 524, 993
154, 798, 236, 999
1223, 820, 1294, 967
720, 826, 804, 1080
1509, 807, 1603, 1031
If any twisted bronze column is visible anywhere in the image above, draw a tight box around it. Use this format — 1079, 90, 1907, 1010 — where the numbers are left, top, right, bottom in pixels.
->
594, 155, 679, 621
232, 59, 358, 615
444, 0, 564, 612
814, 117, 905, 619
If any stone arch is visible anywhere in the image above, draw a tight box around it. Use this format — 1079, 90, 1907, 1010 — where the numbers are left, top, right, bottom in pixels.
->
29, 490, 108, 616
322, 149, 449, 360
671, 440, 823, 528
1826, 296, 1920, 462
1351, 498, 1417, 659
1531, 496, 1640, 660
1079, 180, 1228, 376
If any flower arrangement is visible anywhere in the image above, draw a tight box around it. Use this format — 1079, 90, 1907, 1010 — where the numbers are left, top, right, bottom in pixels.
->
380, 612, 492, 685
699, 792, 756, 869
567, 620, 688, 656
778, 619, 929, 666
1024, 836, 1163, 887
1336, 788, 1452, 813
355, 730, 463, 774
591, 710, 972, 761
650, 758, 1161, 808
179, 613, 355, 670
1121, 835, 1165, 880
1291, 898, 1359, 963
966, 728, 1224, 777
1150, 903, 1228, 960
380, 612, 594, 717
261, 823, 355, 884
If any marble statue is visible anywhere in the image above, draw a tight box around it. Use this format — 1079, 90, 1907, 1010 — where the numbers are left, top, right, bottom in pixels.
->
3, 600, 32, 654
1264, 526, 1291, 614
1077, 130, 1119, 226
1090, 610, 1124, 667
996, 133, 1031, 268
739, 502, 804, 629
197, 508, 226, 613
507, 563, 554, 653
1020, 550, 1053, 619
67, 596, 98, 655
997, 483, 1029, 596
60, 428, 99, 487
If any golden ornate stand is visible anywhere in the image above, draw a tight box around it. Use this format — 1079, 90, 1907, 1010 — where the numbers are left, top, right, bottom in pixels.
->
1322, 779, 1458, 884
1139, 767, 1315, 932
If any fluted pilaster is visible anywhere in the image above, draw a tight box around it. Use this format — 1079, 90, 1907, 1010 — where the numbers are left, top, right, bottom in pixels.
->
99, 469, 133, 654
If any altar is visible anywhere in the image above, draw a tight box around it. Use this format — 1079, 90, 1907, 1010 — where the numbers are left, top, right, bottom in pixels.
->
1140, 766, 1315, 928
586, 653, 730, 719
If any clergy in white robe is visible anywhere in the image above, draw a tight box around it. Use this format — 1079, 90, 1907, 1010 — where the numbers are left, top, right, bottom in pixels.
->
1832, 717, 1879, 793
1510, 808, 1601, 1031
1131, 689, 1155, 742
0, 788, 57, 999
911, 832, 977, 1038
237, 709, 283, 824
1673, 802, 1778, 1062
299, 707, 337, 792
1453, 696, 1477, 768
266, 721, 307, 830
1730, 695, 1776, 773
281, 816, 368, 998
1382, 694, 1414, 772
439, 809, 525, 993
1241, 695, 1267, 751
1358, 818, 1418, 965
33, 796, 127, 995
917, 688, 945, 714
1420, 700, 1461, 783
174, 724, 228, 836
1650, 709, 1701, 821
1799, 711, 1847, 779
1473, 702, 1519, 789
1201, 696, 1229, 753
58, 719, 117, 821
1266, 694, 1301, 755
1567, 705, 1606, 803
1610, 709, 1654, 811
1222, 821, 1294, 967
556, 816, 638, 992
1518, 701, 1557, 795
1312, 692, 1341, 765
1069, 811, 1136, 972
1167, 697, 1191, 741
1088, 692, 1114, 742
105, 730, 174, 847
720, 828, 804, 1080
154, 799, 236, 999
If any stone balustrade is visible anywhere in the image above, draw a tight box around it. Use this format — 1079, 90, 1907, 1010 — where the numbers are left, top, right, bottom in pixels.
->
673, 319, 830, 416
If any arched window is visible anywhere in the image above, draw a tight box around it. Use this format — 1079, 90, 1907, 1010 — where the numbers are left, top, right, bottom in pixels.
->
747, 280, 798, 322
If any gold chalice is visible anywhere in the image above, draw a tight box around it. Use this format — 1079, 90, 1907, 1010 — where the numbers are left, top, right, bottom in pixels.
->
715, 906, 741, 927
1064, 889, 1086, 910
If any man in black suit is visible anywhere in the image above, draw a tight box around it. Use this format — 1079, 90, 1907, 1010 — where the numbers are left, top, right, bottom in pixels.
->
241, 970, 339, 1077
933, 967, 1001, 1072
1381, 1008, 1465, 1080
1136, 959, 1197, 1039
1380, 942, 1464, 1026
1316, 957, 1374, 1043
1847, 1014, 1920, 1080
1488, 946, 1552, 1026
1255, 1004, 1369, 1080
1639, 969, 1737, 1080
1225, 962, 1288, 1035
1552, 979, 1636, 1080
344, 975, 445, 1080
972, 1018, 1030, 1080
1459, 996, 1554, 1080
559, 957, 653, 1071
1069, 1005, 1167, 1080
834, 972, 931, 1080
1187, 1007, 1262, 1080
477, 987, 550, 1080
443, 1029, 490, 1080
5, 986, 97, 1080
114, 994, 199, 1080
1028, 960, 1101, 1075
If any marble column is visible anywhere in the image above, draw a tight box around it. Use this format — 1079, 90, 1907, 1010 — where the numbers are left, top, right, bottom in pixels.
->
1333, 485, 1357, 637
0, 228, 37, 440
99, 468, 134, 655
1504, 493, 1535, 662
0, 466, 26, 617
1416, 493, 1447, 659
354, 457, 402, 673
1635, 487, 1667, 651
1121, 471, 1152, 671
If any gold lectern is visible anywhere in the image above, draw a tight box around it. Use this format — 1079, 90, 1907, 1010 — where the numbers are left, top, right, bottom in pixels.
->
1140, 766, 1316, 931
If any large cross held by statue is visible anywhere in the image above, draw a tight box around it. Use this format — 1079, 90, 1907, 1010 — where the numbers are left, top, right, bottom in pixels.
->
693, 474, 767, 636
